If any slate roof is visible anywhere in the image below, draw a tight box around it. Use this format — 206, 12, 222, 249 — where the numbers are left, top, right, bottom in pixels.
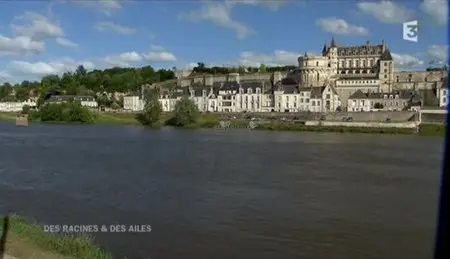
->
349, 90, 413, 100
310, 87, 325, 98
47, 95, 96, 102
380, 49, 393, 61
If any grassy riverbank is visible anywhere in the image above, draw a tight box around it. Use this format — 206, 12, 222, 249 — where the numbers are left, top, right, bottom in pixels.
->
1, 111, 446, 137
255, 123, 446, 137
1, 215, 111, 259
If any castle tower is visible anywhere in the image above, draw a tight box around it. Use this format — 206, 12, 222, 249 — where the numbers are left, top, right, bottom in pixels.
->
327, 37, 338, 75
298, 52, 332, 87
378, 47, 394, 92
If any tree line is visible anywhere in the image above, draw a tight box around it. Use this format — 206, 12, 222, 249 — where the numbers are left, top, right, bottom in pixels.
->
191, 62, 296, 75
0, 65, 176, 105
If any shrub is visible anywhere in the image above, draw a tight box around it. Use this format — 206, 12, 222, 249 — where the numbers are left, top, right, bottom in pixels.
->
166, 97, 199, 127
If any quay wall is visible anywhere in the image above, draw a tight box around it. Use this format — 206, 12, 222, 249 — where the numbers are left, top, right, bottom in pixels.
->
211, 111, 416, 122
305, 121, 418, 128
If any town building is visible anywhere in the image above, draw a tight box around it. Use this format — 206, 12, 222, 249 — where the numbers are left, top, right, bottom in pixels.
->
45, 95, 98, 108
347, 90, 413, 112
0, 98, 37, 112
123, 95, 144, 111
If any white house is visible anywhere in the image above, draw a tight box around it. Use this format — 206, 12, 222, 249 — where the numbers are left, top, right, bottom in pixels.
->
123, 96, 144, 111
0, 99, 37, 112
347, 90, 412, 112
46, 95, 98, 108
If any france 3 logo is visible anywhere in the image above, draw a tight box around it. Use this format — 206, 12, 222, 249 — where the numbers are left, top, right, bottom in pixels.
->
403, 20, 418, 42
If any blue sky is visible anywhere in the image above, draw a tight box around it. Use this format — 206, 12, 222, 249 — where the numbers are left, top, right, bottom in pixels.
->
0, 0, 448, 83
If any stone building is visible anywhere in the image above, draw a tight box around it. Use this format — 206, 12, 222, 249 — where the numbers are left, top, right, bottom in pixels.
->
347, 90, 413, 112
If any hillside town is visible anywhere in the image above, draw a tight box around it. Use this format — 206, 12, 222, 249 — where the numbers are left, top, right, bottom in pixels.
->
126, 39, 449, 113
0, 39, 448, 114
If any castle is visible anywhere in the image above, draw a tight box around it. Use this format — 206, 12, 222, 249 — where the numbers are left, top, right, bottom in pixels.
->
125, 38, 448, 113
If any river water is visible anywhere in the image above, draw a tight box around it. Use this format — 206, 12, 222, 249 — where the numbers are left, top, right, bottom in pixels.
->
0, 122, 444, 259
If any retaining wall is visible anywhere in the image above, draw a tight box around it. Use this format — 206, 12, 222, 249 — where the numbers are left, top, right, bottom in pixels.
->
305, 121, 418, 128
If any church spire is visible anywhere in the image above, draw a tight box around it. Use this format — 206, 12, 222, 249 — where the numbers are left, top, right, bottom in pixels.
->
330, 37, 337, 48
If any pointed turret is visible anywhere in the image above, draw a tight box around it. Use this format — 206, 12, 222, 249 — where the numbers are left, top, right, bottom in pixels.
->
322, 43, 327, 54
330, 37, 337, 48
380, 48, 393, 61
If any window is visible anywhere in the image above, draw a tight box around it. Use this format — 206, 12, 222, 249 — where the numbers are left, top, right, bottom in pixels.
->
326, 94, 330, 99
300, 98, 304, 103
316, 61, 319, 66
341, 61, 345, 67
384, 75, 387, 78
312, 101, 315, 106
362, 60, 366, 67
369, 60, 373, 67
384, 69, 387, 73
248, 89, 252, 94
396, 76, 399, 82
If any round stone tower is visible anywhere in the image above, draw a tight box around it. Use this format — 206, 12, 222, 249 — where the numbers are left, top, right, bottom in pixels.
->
297, 52, 332, 87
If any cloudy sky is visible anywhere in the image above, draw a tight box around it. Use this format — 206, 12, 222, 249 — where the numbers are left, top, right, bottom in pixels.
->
0, 0, 448, 83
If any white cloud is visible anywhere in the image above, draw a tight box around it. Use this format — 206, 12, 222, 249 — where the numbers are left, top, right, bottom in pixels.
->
392, 53, 424, 70
150, 45, 165, 51
8, 59, 95, 77
93, 21, 136, 35
225, 0, 285, 11
0, 71, 10, 79
12, 12, 64, 40
357, 1, 414, 24
56, 37, 78, 48
143, 52, 177, 62
427, 45, 448, 65
0, 35, 45, 56
316, 18, 369, 36
104, 51, 142, 67
421, 0, 448, 25
239, 50, 301, 67
179, 2, 255, 39
71, 0, 122, 16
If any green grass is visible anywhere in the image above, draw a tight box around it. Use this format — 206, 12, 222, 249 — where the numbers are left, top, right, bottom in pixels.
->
418, 124, 446, 137
0, 112, 19, 121
1, 215, 112, 259
92, 112, 140, 125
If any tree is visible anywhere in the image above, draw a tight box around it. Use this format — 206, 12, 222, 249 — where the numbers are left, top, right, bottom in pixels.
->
21, 105, 30, 114
170, 97, 199, 127
136, 93, 162, 126
374, 102, 384, 109
259, 64, 267, 73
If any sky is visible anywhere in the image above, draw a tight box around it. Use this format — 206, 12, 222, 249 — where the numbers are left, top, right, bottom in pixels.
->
0, 0, 448, 83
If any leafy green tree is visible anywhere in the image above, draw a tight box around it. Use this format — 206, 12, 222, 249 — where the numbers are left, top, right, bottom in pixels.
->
37, 101, 94, 123
169, 97, 199, 127
136, 91, 162, 126
259, 64, 267, 73
21, 105, 30, 114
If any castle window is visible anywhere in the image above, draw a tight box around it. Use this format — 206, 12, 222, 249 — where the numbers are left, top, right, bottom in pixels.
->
369, 60, 373, 67
362, 60, 366, 67
384, 75, 387, 78
316, 61, 319, 66
248, 89, 252, 94
396, 76, 399, 82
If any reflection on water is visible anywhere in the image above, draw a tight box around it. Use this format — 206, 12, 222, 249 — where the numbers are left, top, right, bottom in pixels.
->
0, 122, 443, 259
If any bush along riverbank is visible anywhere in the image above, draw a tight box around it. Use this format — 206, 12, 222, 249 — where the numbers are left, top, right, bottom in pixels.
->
1, 215, 112, 259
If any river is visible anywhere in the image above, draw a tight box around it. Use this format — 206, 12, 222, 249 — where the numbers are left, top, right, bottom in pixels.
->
0, 122, 443, 259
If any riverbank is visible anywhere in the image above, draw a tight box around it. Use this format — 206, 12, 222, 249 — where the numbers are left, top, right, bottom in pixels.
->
1, 215, 111, 259
0, 112, 445, 137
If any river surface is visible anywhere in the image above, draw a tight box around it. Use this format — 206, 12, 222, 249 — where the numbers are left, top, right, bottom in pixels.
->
0, 122, 444, 259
